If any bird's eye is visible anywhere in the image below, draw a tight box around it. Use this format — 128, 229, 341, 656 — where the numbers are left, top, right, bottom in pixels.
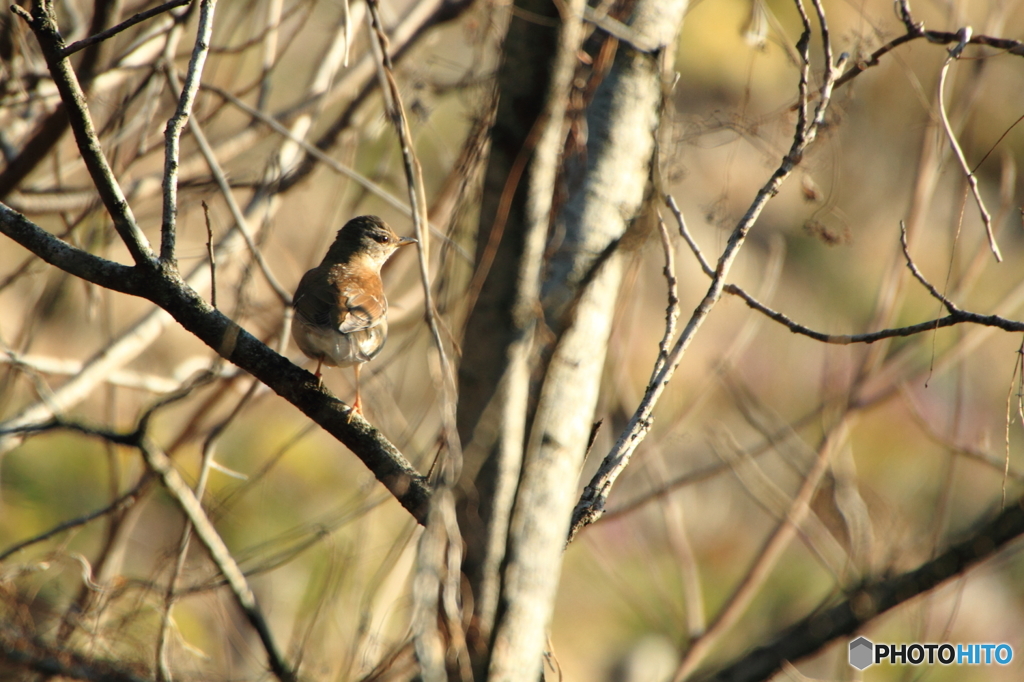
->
372, 233, 390, 244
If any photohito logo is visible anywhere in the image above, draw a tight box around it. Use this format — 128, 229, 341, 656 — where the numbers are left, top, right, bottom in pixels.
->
849, 636, 1013, 670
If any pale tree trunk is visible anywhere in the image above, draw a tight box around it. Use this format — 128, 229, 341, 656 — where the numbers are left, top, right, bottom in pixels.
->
456, 0, 688, 677
454, 0, 564, 668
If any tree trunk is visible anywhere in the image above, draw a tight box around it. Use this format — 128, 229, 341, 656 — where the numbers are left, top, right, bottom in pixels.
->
457, 0, 688, 677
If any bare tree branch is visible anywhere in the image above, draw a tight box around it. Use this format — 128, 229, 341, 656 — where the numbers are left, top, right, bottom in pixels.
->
670, 208, 1024, 345
0, 478, 147, 562
672, 421, 842, 681
490, 0, 688, 676
0, 206, 431, 522
709, 219, 1024, 345
0, 202, 137, 291
1, 407, 295, 680
569, 2, 849, 541
834, 8, 1024, 90
695, 496, 1024, 682
61, 0, 191, 57
725, 284, 1024, 342
0, 0, 120, 199
651, 214, 680, 382
16, 1, 154, 265
160, 0, 217, 265
174, 79, 291, 303
139, 439, 297, 681
935, 27, 1001, 261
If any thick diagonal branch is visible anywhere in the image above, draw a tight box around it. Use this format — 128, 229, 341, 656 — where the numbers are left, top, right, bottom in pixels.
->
0, 204, 432, 522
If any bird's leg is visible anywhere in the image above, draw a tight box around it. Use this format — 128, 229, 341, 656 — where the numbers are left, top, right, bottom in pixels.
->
349, 364, 363, 419
314, 357, 324, 388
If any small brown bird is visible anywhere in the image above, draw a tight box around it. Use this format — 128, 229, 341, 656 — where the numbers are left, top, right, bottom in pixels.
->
292, 215, 416, 415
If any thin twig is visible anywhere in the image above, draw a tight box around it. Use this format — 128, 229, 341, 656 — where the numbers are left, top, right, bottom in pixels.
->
364, 5, 466, 678
138, 440, 295, 682
669, 222, 1024, 345
809, 0, 832, 77
17, 3, 153, 265
365, 0, 459, 456
655, 212, 679, 366
203, 200, 216, 308
0, 478, 148, 562
834, 6, 1024, 91
62, 0, 191, 57
201, 83, 469, 260
899, 221, 958, 313
935, 27, 1001, 262
652, 214, 680, 379
178, 103, 291, 304
1005, 343, 1024, 509
161, 0, 217, 265
568, 2, 848, 541
156, 378, 261, 681
672, 425, 841, 681
725, 284, 1024, 341
667, 194, 712, 277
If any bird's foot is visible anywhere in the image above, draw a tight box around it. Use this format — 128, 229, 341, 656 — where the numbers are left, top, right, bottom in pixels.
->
347, 394, 363, 422
314, 358, 324, 388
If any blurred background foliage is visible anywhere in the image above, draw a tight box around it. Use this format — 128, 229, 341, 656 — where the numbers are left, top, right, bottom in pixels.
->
2, 0, 1024, 680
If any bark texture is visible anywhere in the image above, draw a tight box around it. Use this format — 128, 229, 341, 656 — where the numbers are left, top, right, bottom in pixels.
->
457, 0, 689, 677
455, 0, 566, 662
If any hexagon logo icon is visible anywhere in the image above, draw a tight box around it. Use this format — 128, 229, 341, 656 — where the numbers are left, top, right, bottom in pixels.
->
849, 637, 874, 670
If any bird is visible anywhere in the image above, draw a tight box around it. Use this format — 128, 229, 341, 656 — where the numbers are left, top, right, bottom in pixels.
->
291, 215, 416, 415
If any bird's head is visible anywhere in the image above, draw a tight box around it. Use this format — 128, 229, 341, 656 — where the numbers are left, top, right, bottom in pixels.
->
325, 215, 417, 268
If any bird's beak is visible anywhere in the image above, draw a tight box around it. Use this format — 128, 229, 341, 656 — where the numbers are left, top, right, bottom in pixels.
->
398, 236, 418, 247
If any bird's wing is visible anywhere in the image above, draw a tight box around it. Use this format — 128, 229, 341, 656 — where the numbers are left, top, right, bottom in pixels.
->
292, 268, 337, 328
336, 275, 387, 334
